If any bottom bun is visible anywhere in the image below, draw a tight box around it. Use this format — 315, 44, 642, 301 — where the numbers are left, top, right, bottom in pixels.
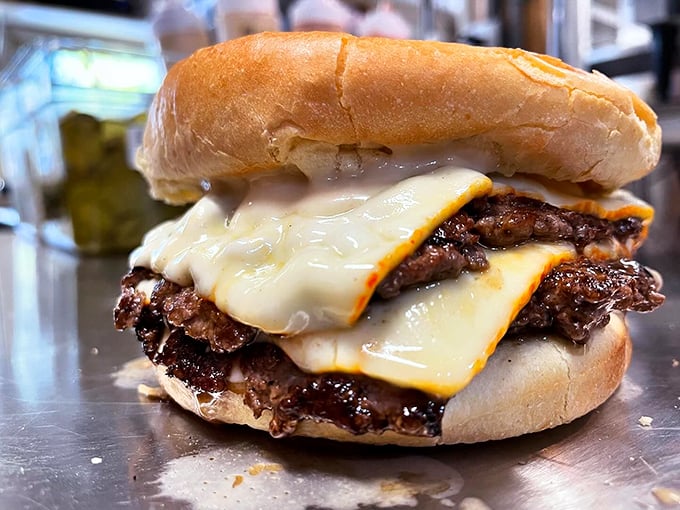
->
155, 312, 631, 446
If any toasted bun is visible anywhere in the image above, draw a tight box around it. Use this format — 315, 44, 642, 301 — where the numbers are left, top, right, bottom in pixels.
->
138, 32, 660, 204
154, 312, 631, 446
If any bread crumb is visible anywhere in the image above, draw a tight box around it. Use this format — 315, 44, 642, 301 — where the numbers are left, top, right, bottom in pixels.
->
638, 416, 653, 427
137, 383, 168, 399
652, 487, 680, 505
247, 463, 283, 476
232, 475, 244, 488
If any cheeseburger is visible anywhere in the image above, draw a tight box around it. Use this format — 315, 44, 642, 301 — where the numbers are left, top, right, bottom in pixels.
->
114, 32, 664, 446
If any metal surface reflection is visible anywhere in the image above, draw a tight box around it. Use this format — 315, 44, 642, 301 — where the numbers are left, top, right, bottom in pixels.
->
0, 154, 678, 508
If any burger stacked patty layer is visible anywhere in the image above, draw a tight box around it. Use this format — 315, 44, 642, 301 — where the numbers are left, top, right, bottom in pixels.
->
114, 193, 663, 438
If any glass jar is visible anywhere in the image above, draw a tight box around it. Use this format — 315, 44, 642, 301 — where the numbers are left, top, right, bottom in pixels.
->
0, 39, 184, 255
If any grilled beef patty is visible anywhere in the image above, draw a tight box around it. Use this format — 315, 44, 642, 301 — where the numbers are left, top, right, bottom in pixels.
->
114, 194, 663, 437
375, 194, 643, 298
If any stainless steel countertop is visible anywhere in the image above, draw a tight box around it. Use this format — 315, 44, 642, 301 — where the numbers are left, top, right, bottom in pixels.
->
1, 174, 679, 509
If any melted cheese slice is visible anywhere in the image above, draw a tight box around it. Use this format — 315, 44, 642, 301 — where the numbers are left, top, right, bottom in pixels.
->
131, 166, 492, 334
491, 174, 654, 223
274, 243, 576, 397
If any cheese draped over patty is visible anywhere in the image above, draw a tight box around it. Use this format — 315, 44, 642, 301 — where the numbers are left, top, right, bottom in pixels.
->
131, 165, 653, 397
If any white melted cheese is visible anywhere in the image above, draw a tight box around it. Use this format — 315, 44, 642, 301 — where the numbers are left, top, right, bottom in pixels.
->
131, 166, 492, 334
491, 174, 654, 223
273, 243, 575, 397
135, 279, 158, 304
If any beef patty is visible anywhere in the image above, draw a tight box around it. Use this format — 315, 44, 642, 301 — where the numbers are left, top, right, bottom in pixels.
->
375, 194, 643, 298
114, 193, 663, 438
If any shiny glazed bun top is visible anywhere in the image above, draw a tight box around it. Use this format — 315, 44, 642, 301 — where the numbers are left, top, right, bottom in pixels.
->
136, 31, 661, 204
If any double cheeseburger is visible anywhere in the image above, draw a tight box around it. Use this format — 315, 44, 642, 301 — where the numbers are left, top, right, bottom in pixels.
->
114, 32, 664, 446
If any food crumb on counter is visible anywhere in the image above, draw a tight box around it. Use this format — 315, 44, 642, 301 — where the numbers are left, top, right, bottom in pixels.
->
137, 383, 168, 399
232, 475, 244, 488
247, 463, 283, 476
672, 358, 679, 367
91, 457, 103, 465
638, 416, 654, 427
652, 487, 680, 505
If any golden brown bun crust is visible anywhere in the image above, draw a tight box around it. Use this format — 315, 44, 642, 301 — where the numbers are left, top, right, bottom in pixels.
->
155, 313, 631, 446
138, 32, 661, 204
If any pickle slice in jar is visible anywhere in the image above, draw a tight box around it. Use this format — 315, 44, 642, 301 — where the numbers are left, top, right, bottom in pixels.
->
60, 112, 184, 254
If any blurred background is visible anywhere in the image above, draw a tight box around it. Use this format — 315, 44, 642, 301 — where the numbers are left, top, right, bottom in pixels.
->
0, 0, 678, 256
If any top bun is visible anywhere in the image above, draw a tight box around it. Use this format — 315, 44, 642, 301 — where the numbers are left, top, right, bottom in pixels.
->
138, 31, 661, 204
